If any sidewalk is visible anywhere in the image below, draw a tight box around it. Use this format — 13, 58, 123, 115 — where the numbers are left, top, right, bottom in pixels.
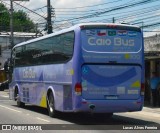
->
144, 101, 160, 109
4, 89, 9, 92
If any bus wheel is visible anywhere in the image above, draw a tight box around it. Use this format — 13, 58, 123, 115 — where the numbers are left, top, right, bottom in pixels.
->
47, 92, 58, 118
16, 90, 25, 107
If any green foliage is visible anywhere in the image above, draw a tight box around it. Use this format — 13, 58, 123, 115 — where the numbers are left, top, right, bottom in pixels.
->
0, 3, 10, 31
0, 3, 36, 32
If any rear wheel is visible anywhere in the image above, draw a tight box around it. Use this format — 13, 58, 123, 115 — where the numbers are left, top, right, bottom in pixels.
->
47, 92, 58, 117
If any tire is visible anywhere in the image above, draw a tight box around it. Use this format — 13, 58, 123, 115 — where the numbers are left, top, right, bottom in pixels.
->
47, 92, 58, 118
16, 90, 25, 107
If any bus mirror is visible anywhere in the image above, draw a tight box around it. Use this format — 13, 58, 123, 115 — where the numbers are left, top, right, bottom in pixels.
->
4, 58, 13, 73
4, 59, 9, 73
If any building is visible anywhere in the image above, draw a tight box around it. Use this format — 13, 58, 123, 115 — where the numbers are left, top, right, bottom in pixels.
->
144, 34, 160, 78
144, 34, 160, 105
0, 32, 42, 68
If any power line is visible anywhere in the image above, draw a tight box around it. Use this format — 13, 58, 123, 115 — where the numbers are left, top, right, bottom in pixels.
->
55, 3, 160, 23
54, 0, 124, 9
13, 1, 46, 19
54, 0, 159, 23
54, 0, 134, 13
32, 6, 47, 12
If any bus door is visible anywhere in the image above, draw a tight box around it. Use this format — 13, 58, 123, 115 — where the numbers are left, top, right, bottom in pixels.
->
81, 26, 143, 100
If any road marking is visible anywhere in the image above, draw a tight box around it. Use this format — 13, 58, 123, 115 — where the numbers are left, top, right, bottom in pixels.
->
36, 117, 50, 123
0, 95, 9, 98
0, 104, 22, 113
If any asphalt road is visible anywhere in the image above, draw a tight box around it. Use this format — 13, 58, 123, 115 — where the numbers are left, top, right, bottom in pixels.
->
0, 90, 160, 133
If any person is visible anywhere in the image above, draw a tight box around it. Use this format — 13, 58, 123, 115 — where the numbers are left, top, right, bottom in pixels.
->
4, 59, 9, 73
150, 72, 160, 107
144, 77, 151, 103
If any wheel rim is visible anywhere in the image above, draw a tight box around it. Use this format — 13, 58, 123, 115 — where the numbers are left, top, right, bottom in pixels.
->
17, 94, 20, 102
49, 95, 54, 113
49, 103, 53, 113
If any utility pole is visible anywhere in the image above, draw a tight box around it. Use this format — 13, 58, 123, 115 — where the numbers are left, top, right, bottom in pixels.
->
9, 0, 29, 48
10, 0, 14, 48
35, 23, 38, 37
47, 0, 53, 34
113, 17, 115, 23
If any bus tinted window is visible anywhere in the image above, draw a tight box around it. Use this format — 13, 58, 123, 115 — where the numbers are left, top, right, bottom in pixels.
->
15, 46, 23, 66
81, 29, 142, 53
26, 39, 53, 65
14, 31, 74, 66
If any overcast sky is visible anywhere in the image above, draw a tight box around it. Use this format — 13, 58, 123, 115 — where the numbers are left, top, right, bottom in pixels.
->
25, 0, 103, 10
2, 0, 160, 36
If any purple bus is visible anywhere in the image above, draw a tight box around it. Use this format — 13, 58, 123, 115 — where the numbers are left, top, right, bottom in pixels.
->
8, 23, 144, 117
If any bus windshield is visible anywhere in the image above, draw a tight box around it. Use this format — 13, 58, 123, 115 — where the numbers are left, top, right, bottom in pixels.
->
81, 29, 142, 53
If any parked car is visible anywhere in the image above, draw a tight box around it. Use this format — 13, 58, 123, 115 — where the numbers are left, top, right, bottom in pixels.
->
0, 80, 9, 91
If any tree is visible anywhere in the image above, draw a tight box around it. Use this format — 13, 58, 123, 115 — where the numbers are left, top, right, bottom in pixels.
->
0, 3, 36, 32
0, 3, 10, 31
13, 10, 36, 32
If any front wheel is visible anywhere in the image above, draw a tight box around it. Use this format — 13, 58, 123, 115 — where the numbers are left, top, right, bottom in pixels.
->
47, 92, 58, 117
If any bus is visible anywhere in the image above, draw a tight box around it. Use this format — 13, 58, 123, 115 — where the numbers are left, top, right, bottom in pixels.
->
7, 23, 144, 117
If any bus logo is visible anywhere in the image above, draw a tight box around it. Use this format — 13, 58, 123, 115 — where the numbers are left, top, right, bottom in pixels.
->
82, 67, 89, 74
23, 68, 36, 79
88, 37, 111, 46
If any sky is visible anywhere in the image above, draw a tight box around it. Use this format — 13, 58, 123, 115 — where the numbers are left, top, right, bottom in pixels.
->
2, 0, 160, 36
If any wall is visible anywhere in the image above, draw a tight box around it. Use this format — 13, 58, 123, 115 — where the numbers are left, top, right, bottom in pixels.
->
0, 35, 36, 68
144, 34, 160, 51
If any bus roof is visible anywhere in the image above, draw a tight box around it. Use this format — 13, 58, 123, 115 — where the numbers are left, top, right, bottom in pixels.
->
13, 23, 141, 49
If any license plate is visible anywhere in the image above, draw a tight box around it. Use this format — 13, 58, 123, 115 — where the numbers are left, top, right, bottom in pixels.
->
105, 95, 118, 99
